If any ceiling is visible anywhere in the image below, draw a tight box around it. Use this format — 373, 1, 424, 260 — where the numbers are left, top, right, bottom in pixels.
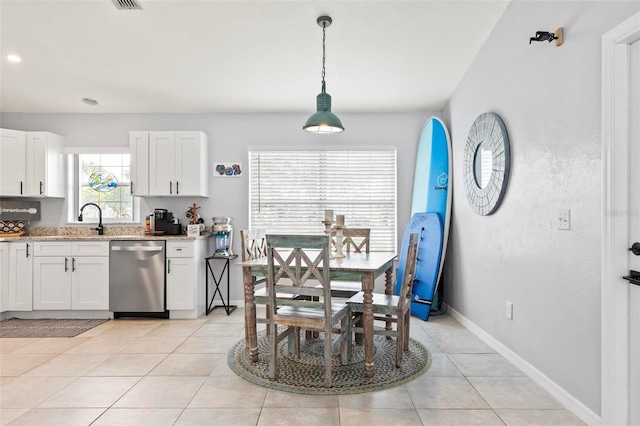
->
0, 0, 509, 114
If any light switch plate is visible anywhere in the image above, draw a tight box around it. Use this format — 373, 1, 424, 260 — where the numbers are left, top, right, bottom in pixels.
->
506, 301, 513, 320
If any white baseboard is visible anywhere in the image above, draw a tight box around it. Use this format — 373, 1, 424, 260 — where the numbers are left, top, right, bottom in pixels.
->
446, 305, 601, 426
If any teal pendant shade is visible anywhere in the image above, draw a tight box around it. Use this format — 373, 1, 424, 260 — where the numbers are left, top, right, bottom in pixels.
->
303, 83, 344, 134
303, 15, 344, 135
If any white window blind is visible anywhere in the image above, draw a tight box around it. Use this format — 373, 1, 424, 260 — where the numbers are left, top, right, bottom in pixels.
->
249, 149, 397, 252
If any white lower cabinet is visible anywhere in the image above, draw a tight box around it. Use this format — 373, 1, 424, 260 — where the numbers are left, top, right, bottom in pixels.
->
0, 243, 9, 312
167, 255, 194, 310
33, 256, 71, 309
8, 242, 33, 311
72, 256, 109, 310
166, 239, 208, 318
33, 241, 109, 310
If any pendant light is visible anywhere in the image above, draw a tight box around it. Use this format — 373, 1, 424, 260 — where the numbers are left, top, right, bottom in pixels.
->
303, 16, 345, 134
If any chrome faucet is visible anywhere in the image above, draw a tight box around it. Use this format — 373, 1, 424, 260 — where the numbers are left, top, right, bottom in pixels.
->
78, 202, 104, 235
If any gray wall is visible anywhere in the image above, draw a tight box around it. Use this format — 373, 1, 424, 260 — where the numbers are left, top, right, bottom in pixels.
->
441, 0, 639, 415
0, 111, 433, 300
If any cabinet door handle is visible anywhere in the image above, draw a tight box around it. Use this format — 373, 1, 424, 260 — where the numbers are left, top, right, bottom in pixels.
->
25, 243, 29, 258
131, 181, 134, 195
167, 259, 171, 274
176, 181, 179, 195
39, 181, 43, 195
72, 258, 76, 272
20, 181, 23, 195
65, 257, 68, 272
170, 181, 173, 195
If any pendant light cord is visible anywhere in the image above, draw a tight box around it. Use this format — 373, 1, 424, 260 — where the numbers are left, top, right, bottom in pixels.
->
321, 21, 326, 87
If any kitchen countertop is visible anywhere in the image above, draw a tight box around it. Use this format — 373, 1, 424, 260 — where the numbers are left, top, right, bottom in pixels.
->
0, 226, 214, 242
0, 234, 212, 242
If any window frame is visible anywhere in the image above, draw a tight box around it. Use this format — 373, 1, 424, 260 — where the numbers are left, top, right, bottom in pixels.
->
66, 148, 139, 224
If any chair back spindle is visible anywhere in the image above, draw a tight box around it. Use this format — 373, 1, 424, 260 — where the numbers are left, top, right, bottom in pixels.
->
397, 233, 418, 313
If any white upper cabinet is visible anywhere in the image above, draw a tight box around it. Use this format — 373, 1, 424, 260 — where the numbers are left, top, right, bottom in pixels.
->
148, 131, 209, 197
130, 131, 150, 197
0, 129, 27, 196
149, 132, 175, 196
0, 129, 65, 198
174, 132, 208, 196
25, 132, 65, 197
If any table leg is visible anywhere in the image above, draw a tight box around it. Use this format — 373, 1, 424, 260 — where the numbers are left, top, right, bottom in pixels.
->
362, 272, 375, 377
243, 267, 258, 362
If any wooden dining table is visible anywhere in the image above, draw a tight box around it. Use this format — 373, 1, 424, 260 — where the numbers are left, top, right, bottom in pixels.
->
237, 251, 397, 378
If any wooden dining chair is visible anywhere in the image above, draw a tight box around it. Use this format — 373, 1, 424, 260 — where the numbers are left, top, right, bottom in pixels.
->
240, 229, 267, 264
265, 234, 352, 387
240, 229, 299, 336
347, 233, 418, 367
329, 228, 371, 298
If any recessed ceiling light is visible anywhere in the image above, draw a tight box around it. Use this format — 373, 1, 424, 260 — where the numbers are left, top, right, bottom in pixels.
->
82, 98, 98, 106
7, 54, 21, 63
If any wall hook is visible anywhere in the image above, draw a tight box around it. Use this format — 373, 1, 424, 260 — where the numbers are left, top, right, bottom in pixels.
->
529, 27, 563, 46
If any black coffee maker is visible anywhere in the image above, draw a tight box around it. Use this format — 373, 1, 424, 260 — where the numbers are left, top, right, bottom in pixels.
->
152, 209, 182, 235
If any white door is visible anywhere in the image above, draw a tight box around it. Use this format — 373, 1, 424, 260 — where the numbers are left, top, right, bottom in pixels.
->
0, 243, 9, 312
33, 257, 71, 310
26, 132, 47, 196
166, 257, 194, 310
602, 12, 640, 425
72, 256, 109, 310
25, 132, 65, 198
0, 129, 26, 196
149, 131, 176, 195
175, 131, 205, 196
629, 38, 640, 426
130, 131, 150, 196
8, 242, 33, 311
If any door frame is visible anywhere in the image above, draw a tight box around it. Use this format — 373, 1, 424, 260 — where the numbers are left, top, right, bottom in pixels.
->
602, 11, 640, 426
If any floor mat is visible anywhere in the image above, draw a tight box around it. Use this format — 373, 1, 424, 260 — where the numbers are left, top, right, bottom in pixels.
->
0, 318, 109, 338
228, 327, 432, 395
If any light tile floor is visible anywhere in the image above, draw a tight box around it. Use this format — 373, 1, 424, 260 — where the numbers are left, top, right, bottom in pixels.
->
0, 309, 585, 425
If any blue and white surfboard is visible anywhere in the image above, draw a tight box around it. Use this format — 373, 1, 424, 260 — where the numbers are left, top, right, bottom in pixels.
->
398, 117, 452, 320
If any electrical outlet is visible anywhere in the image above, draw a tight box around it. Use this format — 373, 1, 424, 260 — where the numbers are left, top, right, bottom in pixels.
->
506, 301, 513, 320
558, 209, 571, 230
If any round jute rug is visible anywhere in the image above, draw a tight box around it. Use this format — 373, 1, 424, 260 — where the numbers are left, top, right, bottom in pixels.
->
228, 329, 431, 395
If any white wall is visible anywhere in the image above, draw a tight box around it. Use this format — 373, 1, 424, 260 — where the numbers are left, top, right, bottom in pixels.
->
0, 111, 434, 300
441, 0, 639, 415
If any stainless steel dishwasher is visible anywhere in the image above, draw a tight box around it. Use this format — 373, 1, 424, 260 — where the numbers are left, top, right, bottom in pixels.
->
109, 240, 168, 319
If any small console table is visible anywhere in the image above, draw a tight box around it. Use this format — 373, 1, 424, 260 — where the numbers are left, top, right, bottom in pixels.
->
205, 254, 238, 315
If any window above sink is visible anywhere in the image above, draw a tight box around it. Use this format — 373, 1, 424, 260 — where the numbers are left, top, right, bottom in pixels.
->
66, 149, 139, 225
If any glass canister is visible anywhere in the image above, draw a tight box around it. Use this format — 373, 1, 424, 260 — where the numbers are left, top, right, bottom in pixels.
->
213, 223, 233, 256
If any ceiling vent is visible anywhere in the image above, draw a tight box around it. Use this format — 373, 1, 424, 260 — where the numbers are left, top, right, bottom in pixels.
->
112, 0, 142, 10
